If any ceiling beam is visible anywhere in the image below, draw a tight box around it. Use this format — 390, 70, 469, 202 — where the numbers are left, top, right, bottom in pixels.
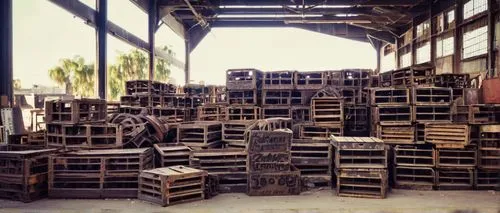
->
159, 0, 419, 7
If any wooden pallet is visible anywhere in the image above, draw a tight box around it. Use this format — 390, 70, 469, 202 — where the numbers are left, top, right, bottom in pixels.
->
154, 143, 192, 167
474, 169, 499, 190
25, 131, 47, 147
138, 166, 207, 206
371, 88, 410, 106
45, 99, 107, 124
344, 105, 369, 136
295, 71, 327, 90
377, 125, 415, 144
331, 137, 388, 169
412, 87, 453, 105
48, 148, 153, 199
290, 90, 316, 105
228, 89, 261, 105
436, 168, 474, 190
248, 130, 292, 154
226, 106, 262, 121
152, 107, 188, 123
177, 121, 222, 149
469, 104, 500, 124
197, 105, 226, 121
424, 123, 469, 148
263, 71, 295, 90
394, 145, 435, 167
291, 106, 311, 123
391, 66, 434, 88
478, 125, 500, 170
379, 71, 392, 87
0, 149, 56, 202
311, 97, 343, 125
336, 168, 388, 199
118, 106, 147, 115
120, 93, 162, 107
413, 105, 451, 122
434, 74, 469, 88
375, 105, 413, 125
327, 70, 342, 86
436, 146, 477, 168
341, 88, 369, 106
340, 69, 371, 87
248, 167, 301, 196
190, 149, 247, 174
217, 172, 248, 193
393, 166, 435, 190
262, 90, 291, 105
226, 69, 263, 90
107, 101, 120, 114
262, 106, 291, 119
222, 120, 257, 147
291, 142, 332, 176
299, 123, 343, 139
47, 123, 123, 150
125, 80, 169, 95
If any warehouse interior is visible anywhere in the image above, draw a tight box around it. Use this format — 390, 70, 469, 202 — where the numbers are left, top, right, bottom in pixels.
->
0, 0, 499, 212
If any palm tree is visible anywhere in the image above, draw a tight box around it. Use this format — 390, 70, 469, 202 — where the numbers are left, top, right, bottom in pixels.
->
49, 58, 74, 95
48, 56, 95, 97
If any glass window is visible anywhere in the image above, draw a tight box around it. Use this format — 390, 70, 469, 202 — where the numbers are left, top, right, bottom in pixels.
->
464, 0, 488, 20
462, 25, 488, 59
447, 10, 455, 23
400, 52, 412, 68
436, 36, 455, 58
416, 42, 431, 64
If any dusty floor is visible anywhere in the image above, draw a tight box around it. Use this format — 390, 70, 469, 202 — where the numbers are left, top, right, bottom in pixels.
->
0, 189, 499, 213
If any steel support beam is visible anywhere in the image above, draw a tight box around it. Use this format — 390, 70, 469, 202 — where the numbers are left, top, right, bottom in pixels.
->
487, 0, 497, 77
185, 39, 190, 84
161, 0, 419, 7
96, 0, 107, 99
148, 0, 157, 106
0, 0, 13, 105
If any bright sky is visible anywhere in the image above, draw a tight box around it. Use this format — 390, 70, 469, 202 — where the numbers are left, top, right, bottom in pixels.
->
13, 0, 378, 90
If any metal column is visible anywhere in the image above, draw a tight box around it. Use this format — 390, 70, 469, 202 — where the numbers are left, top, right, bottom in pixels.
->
148, 0, 157, 106
0, 0, 13, 106
96, 0, 107, 99
185, 39, 190, 84
487, 0, 497, 77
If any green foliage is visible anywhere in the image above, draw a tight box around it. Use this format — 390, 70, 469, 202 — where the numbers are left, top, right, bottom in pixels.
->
13, 79, 22, 90
48, 56, 94, 97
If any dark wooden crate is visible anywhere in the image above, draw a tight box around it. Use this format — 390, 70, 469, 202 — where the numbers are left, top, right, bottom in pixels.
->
217, 172, 248, 193
226, 69, 263, 90
291, 141, 332, 177
393, 166, 435, 190
340, 69, 371, 87
248, 130, 292, 154
125, 80, 166, 95
197, 105, 226, 121
413, 105, 451, 122
394, 145, 435, 167
436, 168, 474, 190
327, 70, 342, 87
190, 149, 247, 174
377, 125, 415, 144
228, 89, 261, 105
379, 71, 392, 87
478, 125, 500, 169
375, 105, 413, 125
222, 120, 257, 148
262, 90, 291, 106
344, 105, 369, 136
299, 123, 343, 139
118, 106, 147, 115
469, 104, 500, 124
311, 97, 343, 125
248, 167, 301, 196
45, 99, 107, 124
412, 87, 453, 105
291, 106, 311, 123
290, 90, 316, 105
436, 146, 477, 168
120, 93, 162, 107
154, 143, 192, 167
138, 166, 207, 206
226, 106, 262, 121
474, 169, 499, 190
177, 121, 222, 149
248, 151, 291, 173
341, 88, 369, 106
392, 66, 434, 88
262, 106, 291, 119
425, 123, 469, 148
46, 123, 123, 150
152, 107, 188, 123
331, 137, 388, 169
371, 88, 410, 106
336, 168, 388, 199
295, 71, 327, 90
263, 71, 295, 90
48, 148, 153, 199
0, 149, 56, 202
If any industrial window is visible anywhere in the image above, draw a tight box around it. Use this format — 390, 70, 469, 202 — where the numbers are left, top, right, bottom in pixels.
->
447, 10, 455, 23
462, 25, 488, 59
416, 20, 430, 38
436, 9, 456, 33
400, 52, 412, 68
436, 36, 455, 58
464, 0, 487, 20
416, 42, 431, 64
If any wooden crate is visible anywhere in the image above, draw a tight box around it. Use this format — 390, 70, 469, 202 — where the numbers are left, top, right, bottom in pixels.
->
46, 123, 123, 150
413, 105, 451, 122
392, 66, 434, 88
393, 166, 435, 190
425, 123, 469, 148
412, 87, 453, 105
291, 106, 311, 123
263, 71, 295, 90
248, 151, 291, 173
262, 106, 291, 119
118, 106, 147, 115
290, 90, 316, 105
197, 105, 226, 121
340, 69, 371, 87
255, 118, 292, 131
344, 105, 369, 136
48, 148, 153, 199
228, 89, 261, 105
434, 74, 469, 88
394, 145, 435, 167
0, 149, 56, 202
436, 168, 474, 190
125, 80, 165, 95
379, 71, 392, 87
138, 166, 207, 206
248, 130, 292, 154
226, 69, 263, 90
190, 149, 247, 174
177, 121, 222, 149
25, 131, 47, 147
336, 168, 388, 199
415, 123, 426, 143
45, 99, 107, 124
478, 125, 500, 169
217, 172, 248, 193
262, 90, 291, 106
375, 105, 413, 125
474, 169, 499, 190
469, 104, 500, 124
377, 125, 415, 144
226, 106, 261, 121
331, 137, 388, 169
436, 146, 477, 168
311, 97, 343, 125
299, 123, 343, 139
120, 93, 162, 107
295, 71, 327, 90
154, 143, 191, 167
371, 88, 410, 106
341, 88, 369, 106
152, 107, 188, 123
248, 167, 300, 196
107, 101, 120, 114
327, 70, 342, 86
291, 140, 332, 189
222, 120, 257, 148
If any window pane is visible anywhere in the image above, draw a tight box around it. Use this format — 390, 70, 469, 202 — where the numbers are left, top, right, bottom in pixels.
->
400, 52, 412, 68
463, 25, 488, 59
443, 37, 455, 56
436, 39, 444, 57
416, 42, 430, 64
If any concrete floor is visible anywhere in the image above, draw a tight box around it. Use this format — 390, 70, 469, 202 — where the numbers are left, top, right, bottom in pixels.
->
0, 189, 499, 213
